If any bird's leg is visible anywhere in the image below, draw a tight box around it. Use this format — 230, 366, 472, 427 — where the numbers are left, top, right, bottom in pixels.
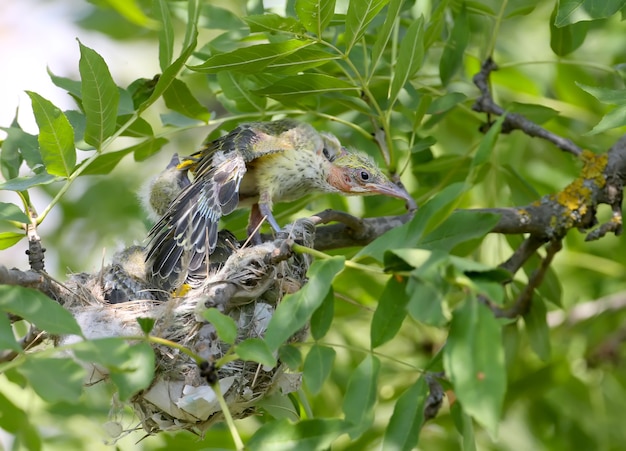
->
247, 203, 281, 245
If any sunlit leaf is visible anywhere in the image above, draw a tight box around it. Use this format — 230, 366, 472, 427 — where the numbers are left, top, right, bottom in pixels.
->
255, 74, 358, 97
265, 256, 345, 350
190, 40, 311, 73
248, 418, 347, 450
244, 14, 306, 34
79, 42, 120, 149
586, 104, 626, 135
389, 17, 424, 106
0, 285, 82, 336
153, 0, 174, 70
100, 0, 158, 28
295, 0, 336, 36
26, 92, 76, 177
344, 0, 390, 52
370, 0, 404, 76
19, 357, 86, 403
554, 0, 624, 26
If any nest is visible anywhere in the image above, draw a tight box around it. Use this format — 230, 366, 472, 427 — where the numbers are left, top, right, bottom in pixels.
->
59, 219, 316, 435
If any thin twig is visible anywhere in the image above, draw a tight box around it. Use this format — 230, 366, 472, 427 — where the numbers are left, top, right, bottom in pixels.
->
472, 57, 583, 156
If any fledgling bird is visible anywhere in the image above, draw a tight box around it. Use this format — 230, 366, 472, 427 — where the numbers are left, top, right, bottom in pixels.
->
146, 119, 412, 289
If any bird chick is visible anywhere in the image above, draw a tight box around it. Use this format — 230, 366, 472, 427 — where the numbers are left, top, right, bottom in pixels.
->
146, 119, 411, 289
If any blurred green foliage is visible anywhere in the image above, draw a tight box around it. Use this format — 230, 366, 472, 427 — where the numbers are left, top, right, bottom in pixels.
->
2, 0, 626, 449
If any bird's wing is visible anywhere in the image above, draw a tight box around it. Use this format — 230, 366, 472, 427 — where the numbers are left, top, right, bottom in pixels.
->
146, 120, 305, 285
146, 138, 247, 284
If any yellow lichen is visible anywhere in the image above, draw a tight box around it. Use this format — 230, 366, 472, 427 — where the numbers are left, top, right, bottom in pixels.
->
580, 150, 608, 188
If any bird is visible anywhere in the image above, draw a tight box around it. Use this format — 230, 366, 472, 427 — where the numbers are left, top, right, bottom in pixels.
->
145, 119, 412, 289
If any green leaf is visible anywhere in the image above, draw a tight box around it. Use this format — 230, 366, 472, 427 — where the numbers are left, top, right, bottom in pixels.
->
265, 256, 345, 350
419, 210, 501, 252
439, 5, 469, 85
370, 276, 409, 348
555, 0, 624, 26
0, 286, 82, 336
244, 14, 306, 34
450, 402, 477, 451
500, 165, 541, 205
470, 113, 504, 177
136, 317, 156, 334
265, 46, 339, 75
255, 74, 358, 98
444, 297, 506, 436
100, 0, 158, 28
80, 148, 133, 175
203, 308, 238, 345
140, 28, 198, 112
236, 338, 277, 368
586, 104, 626, 135
0, 126, 41, 179
26, 92, 76, 177
0, 391, 42, 449
344, 0, 390, 52
19, 357, 86, 403
216, 72, 265, 112
407, 269, 448, 327
109, 343, 154, 401
0, 313, 21, 352
78, 42, 120, 149
382, 377, 428, 451
577, 83, 626, 104
370, 0, 404, 76
342, 354, 380, 437
389, 17, 424, 107
190, 40, 311, 73
508, 102, 561, 124
248, 418, 347, 451
0, 203, 29, 223
0, 232, 25, 250
296, 0, 336, 36
278, 344, 303, 370
258, 392, 300, 421
310, 288, 334, 340
550, 12, 588, 56
163, 78, 211, 120
132, 137, 169, 161
47, 67, 83, 100
356, 182, 468, 262
0, 172, 59, 191
303, 344, 336, 394
523, 297, 551, 361
153, 0, 174, 70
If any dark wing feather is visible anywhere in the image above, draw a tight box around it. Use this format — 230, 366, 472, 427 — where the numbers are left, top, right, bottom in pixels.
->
146, 147, 246, 285
146, 120, 301, 288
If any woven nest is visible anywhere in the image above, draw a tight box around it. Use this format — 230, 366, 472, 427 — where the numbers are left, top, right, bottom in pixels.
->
59, 219, 316, 435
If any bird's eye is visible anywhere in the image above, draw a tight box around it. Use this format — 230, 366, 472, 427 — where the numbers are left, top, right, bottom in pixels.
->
322, 147, 331, 159
359, 171, 370, 181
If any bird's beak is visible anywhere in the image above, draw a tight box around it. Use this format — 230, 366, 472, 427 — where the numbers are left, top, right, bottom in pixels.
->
367, 181, 416, 210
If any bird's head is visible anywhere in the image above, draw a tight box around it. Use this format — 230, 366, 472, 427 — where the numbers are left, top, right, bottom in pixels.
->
327, 151, 412, 203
